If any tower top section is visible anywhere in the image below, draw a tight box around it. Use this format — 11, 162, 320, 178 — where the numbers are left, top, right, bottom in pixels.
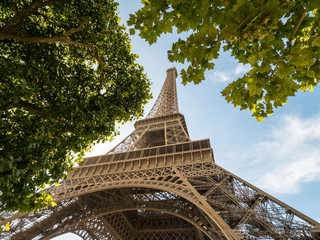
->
145, 67, 179, 118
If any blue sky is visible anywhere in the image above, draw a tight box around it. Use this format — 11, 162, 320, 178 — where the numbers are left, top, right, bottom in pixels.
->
54, 1, 320, 239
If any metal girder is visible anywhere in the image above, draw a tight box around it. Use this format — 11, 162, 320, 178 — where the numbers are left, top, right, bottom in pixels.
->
1, 67, 319, 240
4, 188, 226, 240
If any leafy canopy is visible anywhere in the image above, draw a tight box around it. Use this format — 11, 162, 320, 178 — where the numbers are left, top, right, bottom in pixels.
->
128, 0, 320, 121
0, 0, 151, 212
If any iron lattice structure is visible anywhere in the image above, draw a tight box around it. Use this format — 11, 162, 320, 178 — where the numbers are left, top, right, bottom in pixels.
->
1, 68, 320, 240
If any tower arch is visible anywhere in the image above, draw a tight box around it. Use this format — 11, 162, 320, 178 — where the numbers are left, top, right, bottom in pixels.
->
1, 68, 319, 240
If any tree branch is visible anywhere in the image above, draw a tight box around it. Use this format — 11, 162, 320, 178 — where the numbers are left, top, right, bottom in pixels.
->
0, 30, 111, 70
0, 33, 67, 42
268, 64, 278, 79
289, 10, 307, 42
0, 8, 108, 71
89, 45, 110, 71
214, 0, 265, 45
64, 21, 87, 35
63, 38, 91, 47
269, 10, 307, 79
0, 0, 68, 34
0, 20, 88, 42
1, 101, 42, 112
65, 39, 112, 71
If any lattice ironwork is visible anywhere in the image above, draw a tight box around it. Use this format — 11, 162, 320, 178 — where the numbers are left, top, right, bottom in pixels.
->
1, 68, 319, 240
146, 67, 179, 119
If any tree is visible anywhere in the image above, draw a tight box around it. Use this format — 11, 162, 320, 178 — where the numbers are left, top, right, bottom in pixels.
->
0, 0, 151, 213
128, 0, 320, 121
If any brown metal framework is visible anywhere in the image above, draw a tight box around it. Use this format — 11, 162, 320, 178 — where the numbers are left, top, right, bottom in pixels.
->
1, 67, 320, 240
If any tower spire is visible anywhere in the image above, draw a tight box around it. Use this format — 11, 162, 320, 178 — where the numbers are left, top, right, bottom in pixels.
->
146, 67, 179, 118
105, 67, 190, 153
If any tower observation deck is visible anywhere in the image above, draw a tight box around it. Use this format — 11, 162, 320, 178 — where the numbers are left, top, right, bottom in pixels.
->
1, 68, 320, 240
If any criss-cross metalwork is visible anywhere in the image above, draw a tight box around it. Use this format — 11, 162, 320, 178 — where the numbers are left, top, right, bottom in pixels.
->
1, 67, 319, 240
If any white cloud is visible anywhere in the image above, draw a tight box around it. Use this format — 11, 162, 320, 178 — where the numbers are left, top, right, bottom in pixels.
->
249, 115, 320, 194
211, 71, 230, 82
235, 63, 250, 75
209, 64, 250, 84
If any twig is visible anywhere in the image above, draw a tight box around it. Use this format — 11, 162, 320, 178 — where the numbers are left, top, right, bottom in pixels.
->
269, 9, 307, 78
0, 33, 65, 42
0, 0, 68, 34
64, 21, 87, 35
289, 10, 307, 42
213, 0, 265, 45
1, 101, 42, 112
0, 21, 88, 42
268, 64, 278, 79
63, 39, 90, 47
64, 40, 111, 70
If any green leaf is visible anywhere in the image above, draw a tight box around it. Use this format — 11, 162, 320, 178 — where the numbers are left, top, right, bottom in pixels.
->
312, 37, 320, 47
129, 28, 135, 35
247, 83, 262, 96
256, 116, 264, 122
247, 54, 259, 65
0, 0, 151, 213
277, 65, 294, 79
128, 0, 320, 122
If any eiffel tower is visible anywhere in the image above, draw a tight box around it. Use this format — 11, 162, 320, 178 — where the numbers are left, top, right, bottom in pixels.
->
1, 67, 320, 240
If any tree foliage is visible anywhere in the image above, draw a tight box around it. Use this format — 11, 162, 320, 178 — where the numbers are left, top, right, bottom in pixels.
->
0, 0, 151, 212
128, 0, 320, 121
